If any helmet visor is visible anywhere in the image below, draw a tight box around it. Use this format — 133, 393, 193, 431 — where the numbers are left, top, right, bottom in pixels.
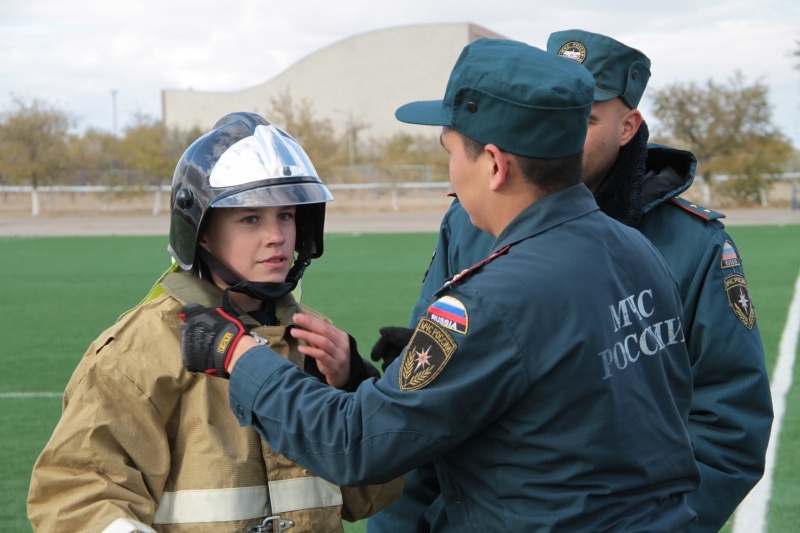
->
211, 179, 333, 208
209, 124, 320, 187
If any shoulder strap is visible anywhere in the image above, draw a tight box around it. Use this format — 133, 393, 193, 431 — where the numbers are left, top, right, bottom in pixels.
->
434, 244, 511, 298
669, 197, 725, 221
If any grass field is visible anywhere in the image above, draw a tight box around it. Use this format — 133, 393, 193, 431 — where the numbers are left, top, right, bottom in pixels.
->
1, 226, 798, 532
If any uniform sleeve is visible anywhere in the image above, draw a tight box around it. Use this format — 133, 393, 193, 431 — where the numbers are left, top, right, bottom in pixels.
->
229, 291, 529, 487
28, 342, 174, 532
682, 230, 773, 533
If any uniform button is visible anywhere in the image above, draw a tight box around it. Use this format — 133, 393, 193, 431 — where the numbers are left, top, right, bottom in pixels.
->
237, 405, 245, 419
632, 70, 639, 79
466, 102, 478, 113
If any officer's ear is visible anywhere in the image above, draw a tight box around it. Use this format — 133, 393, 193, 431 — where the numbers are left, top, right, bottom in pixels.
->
619, 108, 643, 147
485, 144, 509, 192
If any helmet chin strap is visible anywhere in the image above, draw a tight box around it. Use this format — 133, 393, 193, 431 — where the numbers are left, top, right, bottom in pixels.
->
196, 243, 312, 304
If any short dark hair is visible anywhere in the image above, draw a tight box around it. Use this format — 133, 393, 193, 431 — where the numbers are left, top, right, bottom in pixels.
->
460, 133, 486, 160
458, 132, 583, 193
515, 151, 583, 193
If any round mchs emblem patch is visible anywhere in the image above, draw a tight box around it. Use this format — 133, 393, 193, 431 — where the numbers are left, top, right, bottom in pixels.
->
557, 41, 587, 63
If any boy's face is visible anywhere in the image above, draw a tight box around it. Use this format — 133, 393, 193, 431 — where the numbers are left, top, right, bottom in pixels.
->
200, 205, 297, 286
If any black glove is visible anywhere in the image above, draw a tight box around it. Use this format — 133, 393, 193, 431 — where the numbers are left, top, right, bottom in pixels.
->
180, 303, 249, 378
370, 326, 414, 372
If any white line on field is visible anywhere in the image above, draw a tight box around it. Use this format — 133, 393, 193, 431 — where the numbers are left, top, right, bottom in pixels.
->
733, 268, 800, 533
0, 392, 61, 398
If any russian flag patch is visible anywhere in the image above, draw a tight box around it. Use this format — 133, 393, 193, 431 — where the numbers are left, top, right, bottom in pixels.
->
427, 296, 469, 334
721, 240, 741, 269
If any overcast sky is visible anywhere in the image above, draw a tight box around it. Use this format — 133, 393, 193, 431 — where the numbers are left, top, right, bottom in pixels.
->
2, 0, 799, 147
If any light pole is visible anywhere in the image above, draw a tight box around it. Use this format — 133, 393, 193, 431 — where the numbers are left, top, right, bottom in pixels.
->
111, 89, 118, 137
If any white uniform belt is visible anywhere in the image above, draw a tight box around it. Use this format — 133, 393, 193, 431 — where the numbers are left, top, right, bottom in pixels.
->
153, 478, 342, 524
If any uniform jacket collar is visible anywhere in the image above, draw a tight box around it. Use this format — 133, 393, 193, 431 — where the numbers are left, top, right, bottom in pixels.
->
494, 184, 600, 251
592, 120, 698, 226
642, 144, 697, 214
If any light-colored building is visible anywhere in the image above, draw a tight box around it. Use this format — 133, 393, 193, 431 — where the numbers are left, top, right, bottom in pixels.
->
161, 23, 506, 140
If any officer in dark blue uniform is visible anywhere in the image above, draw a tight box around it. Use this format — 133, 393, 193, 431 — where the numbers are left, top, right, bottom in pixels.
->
180, 38, 701, 532
368, 30, 773, 533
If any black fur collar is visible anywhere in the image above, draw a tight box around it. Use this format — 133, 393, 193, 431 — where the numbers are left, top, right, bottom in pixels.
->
592, 121, 650, 227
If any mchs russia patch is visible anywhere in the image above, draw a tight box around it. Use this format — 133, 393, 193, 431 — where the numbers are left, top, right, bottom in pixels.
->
399, 318, 457, 391
725, 273, 756, 329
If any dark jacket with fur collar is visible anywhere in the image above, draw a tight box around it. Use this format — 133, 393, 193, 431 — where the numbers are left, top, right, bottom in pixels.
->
597, 121, 771, 533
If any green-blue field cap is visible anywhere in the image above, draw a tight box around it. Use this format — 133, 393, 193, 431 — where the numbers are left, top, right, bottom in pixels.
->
394, 38, 595, 159
547, 29, 651, 109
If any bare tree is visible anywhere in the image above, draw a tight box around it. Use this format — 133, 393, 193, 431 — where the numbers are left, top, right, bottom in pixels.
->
794, 39, 800, 70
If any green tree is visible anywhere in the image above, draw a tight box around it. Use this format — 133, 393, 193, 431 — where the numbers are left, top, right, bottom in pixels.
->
70, 128, 121, 185
0, 96, 75, 214
117, 113, 187, 186
368, 132, 448, 183
650, 71, 792, 205
717, 131, 794, 204
267, 91, 343, 179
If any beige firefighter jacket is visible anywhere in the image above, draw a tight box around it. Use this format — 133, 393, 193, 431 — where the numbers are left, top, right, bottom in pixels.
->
28, 271, 402, 533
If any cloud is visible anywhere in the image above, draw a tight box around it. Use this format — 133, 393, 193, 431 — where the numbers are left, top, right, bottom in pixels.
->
1, 0, 798, 145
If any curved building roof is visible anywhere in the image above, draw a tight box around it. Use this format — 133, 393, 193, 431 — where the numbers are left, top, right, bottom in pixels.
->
162, 23, 506, 140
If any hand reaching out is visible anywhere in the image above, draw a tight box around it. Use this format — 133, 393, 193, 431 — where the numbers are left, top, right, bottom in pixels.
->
291, 313, 352, 389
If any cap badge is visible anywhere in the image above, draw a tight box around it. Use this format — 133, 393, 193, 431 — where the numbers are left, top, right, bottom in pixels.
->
557, 41, 587, 63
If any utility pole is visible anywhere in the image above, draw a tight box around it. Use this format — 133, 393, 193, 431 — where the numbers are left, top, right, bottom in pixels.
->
348, 126, 355, 168
334, 108, 357, 168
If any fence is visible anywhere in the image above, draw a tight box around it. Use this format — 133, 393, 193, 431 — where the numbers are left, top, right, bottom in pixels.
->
2, 173, 800, 216
0, 182, 454, 216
